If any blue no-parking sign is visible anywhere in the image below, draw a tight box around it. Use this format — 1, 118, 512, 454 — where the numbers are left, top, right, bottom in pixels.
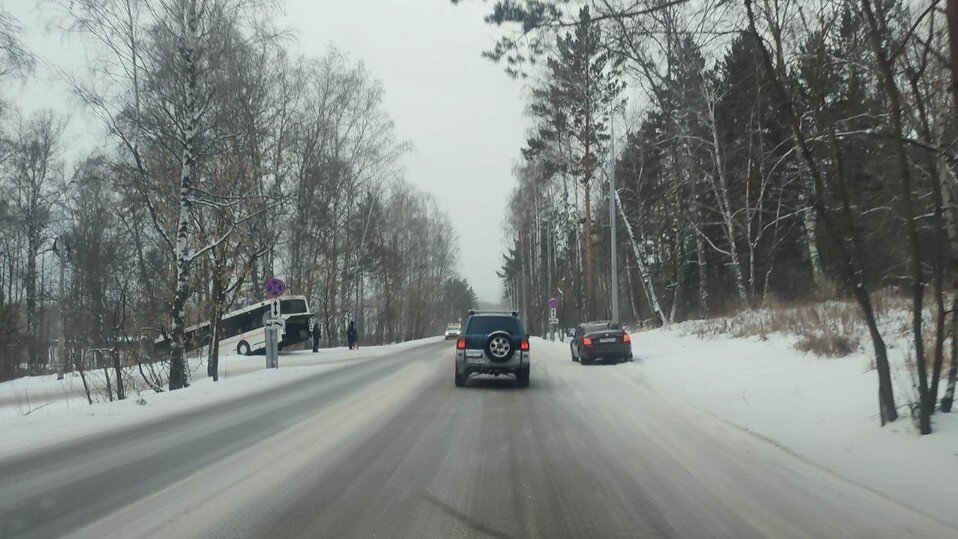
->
264, 277, 287, 299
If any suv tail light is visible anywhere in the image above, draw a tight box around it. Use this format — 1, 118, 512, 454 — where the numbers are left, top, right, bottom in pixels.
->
520, 338, 530, 351
623, 333, 631, 343
456, 337, 466, 350
582, 336, 592, 346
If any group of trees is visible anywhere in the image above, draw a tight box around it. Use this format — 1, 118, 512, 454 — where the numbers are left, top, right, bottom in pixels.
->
466, 0, 957, 433
0, 1, 476, 392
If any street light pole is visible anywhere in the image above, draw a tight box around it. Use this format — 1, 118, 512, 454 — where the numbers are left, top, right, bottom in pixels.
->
546, 212, 553, 340
609, 105, 619, 323
56, 221, 66, 380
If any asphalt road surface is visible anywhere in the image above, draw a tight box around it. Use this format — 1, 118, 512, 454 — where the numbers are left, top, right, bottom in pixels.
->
1, 339, 954, 538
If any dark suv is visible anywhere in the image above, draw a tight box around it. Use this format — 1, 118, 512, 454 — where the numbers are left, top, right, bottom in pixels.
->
454, 311, 530, 388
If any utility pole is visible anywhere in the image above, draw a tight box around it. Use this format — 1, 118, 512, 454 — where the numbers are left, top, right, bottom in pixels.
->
609, 105, 620, 323
56, 222, 66, 380
546, 213, 553, 340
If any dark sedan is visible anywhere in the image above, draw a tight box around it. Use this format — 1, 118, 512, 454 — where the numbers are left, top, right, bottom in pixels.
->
570, 321, 632, 364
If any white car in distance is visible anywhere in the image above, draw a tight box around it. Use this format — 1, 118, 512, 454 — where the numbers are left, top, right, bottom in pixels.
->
444, 323, 461, 340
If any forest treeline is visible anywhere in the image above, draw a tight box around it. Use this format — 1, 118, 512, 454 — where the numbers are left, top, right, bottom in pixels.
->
0, 1, 477, 390
468, 0, 957, 433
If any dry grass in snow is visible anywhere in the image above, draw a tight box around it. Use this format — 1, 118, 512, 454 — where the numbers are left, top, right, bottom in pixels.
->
680, 291, 926, 359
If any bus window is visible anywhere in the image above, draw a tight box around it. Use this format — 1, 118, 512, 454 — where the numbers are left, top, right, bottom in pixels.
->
223, 319, 239, 338
281, 299, 308, 314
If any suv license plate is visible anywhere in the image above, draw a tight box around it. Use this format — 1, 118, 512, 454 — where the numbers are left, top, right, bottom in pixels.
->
599, 338, 618, 343
465, 350, 483, 358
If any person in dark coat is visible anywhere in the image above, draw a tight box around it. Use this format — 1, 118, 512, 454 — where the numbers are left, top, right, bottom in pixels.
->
311, 322, 321, 353
346, 321, 358, 350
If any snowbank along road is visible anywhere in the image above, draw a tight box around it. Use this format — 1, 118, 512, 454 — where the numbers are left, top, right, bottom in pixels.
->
0, 338, 955, 538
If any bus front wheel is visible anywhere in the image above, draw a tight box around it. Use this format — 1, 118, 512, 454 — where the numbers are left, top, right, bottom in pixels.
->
237, 341, 251, 356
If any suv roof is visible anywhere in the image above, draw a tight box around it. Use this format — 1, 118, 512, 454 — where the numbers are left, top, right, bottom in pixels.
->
468, 310, 519, 317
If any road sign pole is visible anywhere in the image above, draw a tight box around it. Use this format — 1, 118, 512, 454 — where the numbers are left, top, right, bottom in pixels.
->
262, 280, 286, 369
265, 327, 274, 369
264, 299, 281, 369
265, 327, 279, 369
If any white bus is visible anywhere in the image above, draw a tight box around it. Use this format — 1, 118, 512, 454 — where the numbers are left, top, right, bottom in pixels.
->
156, 296, 313, 356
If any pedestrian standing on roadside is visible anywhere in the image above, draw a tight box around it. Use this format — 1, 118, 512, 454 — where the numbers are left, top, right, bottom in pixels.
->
347, 320, 358, 350
311, 321, 321, 352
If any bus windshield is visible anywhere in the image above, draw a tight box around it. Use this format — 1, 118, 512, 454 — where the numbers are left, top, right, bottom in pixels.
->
281, 298, 309, 314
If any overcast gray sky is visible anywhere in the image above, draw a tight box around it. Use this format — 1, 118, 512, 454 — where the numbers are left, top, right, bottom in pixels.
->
285, 1, 527, 302
8, 0, 526, 302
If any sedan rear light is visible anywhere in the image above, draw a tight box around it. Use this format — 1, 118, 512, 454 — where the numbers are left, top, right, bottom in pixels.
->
582, 336, 593, 346
623, 333, 631, 343
520, 338, 530, 351
456, 337, 466, 350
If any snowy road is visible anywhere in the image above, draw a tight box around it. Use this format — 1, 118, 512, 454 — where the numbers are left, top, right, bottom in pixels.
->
1, 339, 954, 538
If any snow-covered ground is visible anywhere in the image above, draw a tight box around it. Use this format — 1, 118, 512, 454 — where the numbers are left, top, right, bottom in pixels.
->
5, 322, 957, 525
0, 337, 442, 458
618, 326, 958, 525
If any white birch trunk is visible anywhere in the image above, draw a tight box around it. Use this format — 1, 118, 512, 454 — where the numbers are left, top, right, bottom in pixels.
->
695, 221, 708, 319
706, 97, 749, 305
803, 206, 826, 289
615, 191, 669, 325
168, 2, 200, 390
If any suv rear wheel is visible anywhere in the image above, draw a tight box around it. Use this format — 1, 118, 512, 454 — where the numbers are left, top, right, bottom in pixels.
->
454, 368, 466, 387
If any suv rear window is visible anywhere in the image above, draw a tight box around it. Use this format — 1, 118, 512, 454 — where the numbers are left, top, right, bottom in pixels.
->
465, 316, 522, 336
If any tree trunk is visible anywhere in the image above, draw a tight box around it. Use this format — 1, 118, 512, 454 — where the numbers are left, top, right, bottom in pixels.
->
695, 228, 708, 319
668, 246, 684, 325
583, 113, 596, 320
207, 261, 225, 382
75, 350, 93, 405
802, 206, 826, 290
624, 260, 641, 324
862, 0, 928, 433
111, 349, 125, 401
744, 0, 898, 423
706, 92, 749, 305
948, 0, 958, 118
908, 77, 950, 415
169, 4, 200, 391
942, 0, 958, 412
940, 161, 958, 412
25, 234, 39, 371
616, 191, 668, 325
942, 293, 958, 412
103, 359, 113, 402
